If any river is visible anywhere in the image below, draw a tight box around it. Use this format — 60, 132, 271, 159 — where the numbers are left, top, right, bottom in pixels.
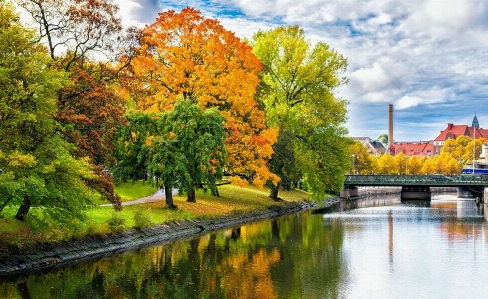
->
1, 192, 488, 298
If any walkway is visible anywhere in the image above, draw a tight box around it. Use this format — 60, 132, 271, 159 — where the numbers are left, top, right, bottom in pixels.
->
101, 188, 178, 206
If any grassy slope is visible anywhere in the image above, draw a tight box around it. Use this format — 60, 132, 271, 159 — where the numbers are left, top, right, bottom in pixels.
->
115, 180, 158, 201
0, 182, 310, 249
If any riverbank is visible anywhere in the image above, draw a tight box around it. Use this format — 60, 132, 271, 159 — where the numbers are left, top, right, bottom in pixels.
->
354, 186, 458, 198
0, 197, 340, 277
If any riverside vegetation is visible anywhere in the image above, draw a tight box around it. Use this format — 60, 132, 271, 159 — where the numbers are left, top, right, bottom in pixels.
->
0, 181, 311, 255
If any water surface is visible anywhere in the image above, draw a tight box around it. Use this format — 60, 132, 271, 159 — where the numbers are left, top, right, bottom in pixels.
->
1, 193, 487, 298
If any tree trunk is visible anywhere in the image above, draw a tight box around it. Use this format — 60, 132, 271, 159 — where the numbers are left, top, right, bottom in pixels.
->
208, 175, 220, 196
187, 187, 196, 203
269, 182, 281, 201
0, 198, 11, 213
210, 184, 220, 197
17, 281, 32, 299
230, 227, 241, 240
164, 183, 177, 209
271, 219, 280, 241
15, 197, 31, 221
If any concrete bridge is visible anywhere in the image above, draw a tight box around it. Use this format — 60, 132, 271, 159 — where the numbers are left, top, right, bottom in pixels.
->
342, 174, 488, 200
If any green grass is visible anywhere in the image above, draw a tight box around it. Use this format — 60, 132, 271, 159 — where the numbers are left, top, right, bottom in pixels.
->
0, 183, 310, 250
87, 204, 194, 227
114, 180, 158, 201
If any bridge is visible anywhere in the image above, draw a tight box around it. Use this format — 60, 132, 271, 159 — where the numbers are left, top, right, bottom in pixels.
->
342, 174, 488, 200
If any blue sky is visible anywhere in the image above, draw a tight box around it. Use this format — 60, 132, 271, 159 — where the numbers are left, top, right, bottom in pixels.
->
114, 0, 488, 142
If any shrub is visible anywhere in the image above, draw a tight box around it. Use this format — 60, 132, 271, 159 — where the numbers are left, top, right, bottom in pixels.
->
133, 208, 152, 229
85, 220, 109, 236
107, 212, 126, 233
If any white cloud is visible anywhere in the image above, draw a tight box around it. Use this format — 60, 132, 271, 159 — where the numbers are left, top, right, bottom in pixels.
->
351, 62, 392, 93
218, 18, 275, 40
395, 95, 423, 110
405, 0, 485, 38
113, 0, 488, 141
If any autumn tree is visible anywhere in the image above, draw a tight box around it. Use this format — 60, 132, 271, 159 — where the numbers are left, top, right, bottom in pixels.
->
252, 25, 352, 199
14, 0, 122, 64
421, 157, 436, 174
123, 7, 279, 190
14, 0, 138, 209
0, 2, 99, 221
441, 136, 484, 167
374, 154, 397, 174
148, 100, 226, 204
407, 156, 423, 174
351, 141, 374, 174
393, 153, 409, 174
446, 156, 462, 174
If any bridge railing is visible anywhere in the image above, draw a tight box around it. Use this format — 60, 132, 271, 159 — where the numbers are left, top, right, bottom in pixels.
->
344, 174, 488, 187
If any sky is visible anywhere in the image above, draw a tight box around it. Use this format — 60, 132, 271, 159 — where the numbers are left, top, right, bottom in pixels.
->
113, 0, 488, 142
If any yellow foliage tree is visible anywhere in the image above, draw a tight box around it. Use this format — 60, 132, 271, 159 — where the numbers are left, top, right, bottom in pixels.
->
375, 154, 397, 174
351, 141, 374, 174
123, 7, 279, 187
442, 136, 485, 166
407, 156, 423, 174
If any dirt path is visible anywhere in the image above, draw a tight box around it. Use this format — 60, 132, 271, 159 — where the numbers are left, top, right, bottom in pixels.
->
101, 189, 178, 206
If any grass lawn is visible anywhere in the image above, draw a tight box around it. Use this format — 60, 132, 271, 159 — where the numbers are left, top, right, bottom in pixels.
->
0, 183, 310, 250
114, 180, 158, 201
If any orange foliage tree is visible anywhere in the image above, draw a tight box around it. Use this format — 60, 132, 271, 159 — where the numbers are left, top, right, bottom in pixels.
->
123, 7, 279, 187
15, 0, 134, 210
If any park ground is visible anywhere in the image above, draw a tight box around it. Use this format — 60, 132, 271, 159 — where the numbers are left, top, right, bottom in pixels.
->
0, 181, 312, 253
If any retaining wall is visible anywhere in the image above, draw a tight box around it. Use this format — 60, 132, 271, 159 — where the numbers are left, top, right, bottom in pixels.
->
0, 198, 340, 277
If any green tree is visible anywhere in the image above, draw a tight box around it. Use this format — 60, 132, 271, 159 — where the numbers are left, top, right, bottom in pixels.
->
0, 2, 99, 221
148, 100, 226, 204
378, 134, 388, 145
113, 111, 154, 184
267, 129, 299, 199
252, 25, 351, 199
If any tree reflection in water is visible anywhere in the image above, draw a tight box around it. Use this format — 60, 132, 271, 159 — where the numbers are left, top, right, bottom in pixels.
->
0, 211, 347, 299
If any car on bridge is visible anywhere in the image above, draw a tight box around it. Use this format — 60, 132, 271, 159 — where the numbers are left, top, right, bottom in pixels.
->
429, 174, 452, 181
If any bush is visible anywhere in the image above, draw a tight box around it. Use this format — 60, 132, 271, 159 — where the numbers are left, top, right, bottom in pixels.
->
107, 212, 126, 233
85, 220, 109, 236
133, 208, 152, 229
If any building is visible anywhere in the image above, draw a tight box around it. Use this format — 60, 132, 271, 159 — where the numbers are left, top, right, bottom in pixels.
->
388, 141, 434, 157
384, 103, 434, 157
353, 137, 387, 156
354, 105, 487, 158
433, 115, 488, 155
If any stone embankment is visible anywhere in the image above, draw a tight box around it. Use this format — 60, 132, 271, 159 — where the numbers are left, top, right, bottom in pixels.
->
354, 186, 457, 199
0, 198, 340, 277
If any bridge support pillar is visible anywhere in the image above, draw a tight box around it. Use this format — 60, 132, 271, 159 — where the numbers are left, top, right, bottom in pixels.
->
339, 186, 358, 199
458, 186, 484, 199
401, 186, 431, 200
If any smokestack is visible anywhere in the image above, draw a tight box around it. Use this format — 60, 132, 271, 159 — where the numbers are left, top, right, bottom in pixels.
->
388, 104, 393, 146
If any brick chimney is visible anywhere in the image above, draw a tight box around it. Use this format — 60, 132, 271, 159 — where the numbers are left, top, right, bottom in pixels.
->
388, 104, 393, 146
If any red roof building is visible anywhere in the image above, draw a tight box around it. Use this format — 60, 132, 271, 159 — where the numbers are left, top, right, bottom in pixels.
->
389, 141, 434, 157
433, 115, 488, 155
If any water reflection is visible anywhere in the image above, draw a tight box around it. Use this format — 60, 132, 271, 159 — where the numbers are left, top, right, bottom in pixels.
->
2, 193, 488, 298
322, 193, 488, 298
1, 208, 348, 299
